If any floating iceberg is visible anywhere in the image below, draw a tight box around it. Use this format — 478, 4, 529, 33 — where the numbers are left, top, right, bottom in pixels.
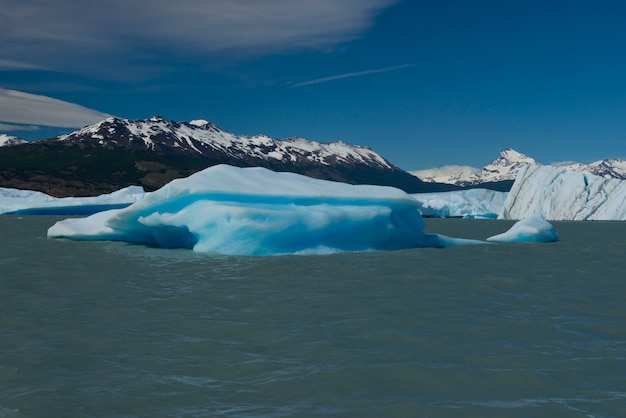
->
500, 165, 626, 221
48, 165, 485, 255
487, 215, 559, 243
0, 186, 145, 215
412, 189, 507, 219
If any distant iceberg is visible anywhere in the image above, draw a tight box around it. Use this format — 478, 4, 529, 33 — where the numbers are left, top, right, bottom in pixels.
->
487, 215, 559, 243
412, 189, 507, 219
0, 186, 145, 215
48, 165, 484, 255
500, 165, 626, 221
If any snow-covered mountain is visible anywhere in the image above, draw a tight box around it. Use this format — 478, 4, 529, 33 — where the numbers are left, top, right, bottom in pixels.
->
555, 158, 626, 180
0, 134, 27, 147
411, 148, 536, 186
57, 116, 395, 171
462, 148, 538, 185
412, 148, 626, 186
0, 116, 453, 197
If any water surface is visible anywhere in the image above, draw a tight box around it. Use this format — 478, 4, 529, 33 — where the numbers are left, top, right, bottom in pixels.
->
1, 216, 625, 417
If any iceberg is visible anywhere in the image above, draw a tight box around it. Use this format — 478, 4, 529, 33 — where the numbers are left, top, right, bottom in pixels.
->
0, 186, 145, 215
487, 215, 559, 243
412, 189, 507, 219
48, 165, 484, 255
500, 165, 626, 221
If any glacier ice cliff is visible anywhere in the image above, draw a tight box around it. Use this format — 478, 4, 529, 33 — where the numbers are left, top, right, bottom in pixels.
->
47, 165, 483, 255
499, 165, 626, 221
412, 189, 507, 219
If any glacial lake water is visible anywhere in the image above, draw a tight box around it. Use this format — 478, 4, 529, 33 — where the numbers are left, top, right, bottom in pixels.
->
1, 215, 626, 417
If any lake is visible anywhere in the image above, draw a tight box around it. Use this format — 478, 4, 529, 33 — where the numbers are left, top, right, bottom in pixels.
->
1, 216, 625, 417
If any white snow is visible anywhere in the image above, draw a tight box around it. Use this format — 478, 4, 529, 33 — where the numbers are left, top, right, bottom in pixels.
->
0, 134, 28, 146
0, 186, 145, 215
47, 164, 485, 255
411, 165, 479, 184
268, 151, 284, 160
500, 165, 626, 221
189, 119, 210, 127
487, 215, 559, 243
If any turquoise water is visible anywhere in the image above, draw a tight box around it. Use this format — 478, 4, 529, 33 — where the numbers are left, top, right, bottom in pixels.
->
1, 216, 625, 417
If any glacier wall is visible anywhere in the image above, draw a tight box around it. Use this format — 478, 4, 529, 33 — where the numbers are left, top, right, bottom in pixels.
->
500, 165, 626, 221
412, 189, 507, 219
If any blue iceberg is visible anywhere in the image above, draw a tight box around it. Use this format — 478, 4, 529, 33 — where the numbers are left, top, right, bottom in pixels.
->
48, 165, 483, 255
487, 215, 559, 243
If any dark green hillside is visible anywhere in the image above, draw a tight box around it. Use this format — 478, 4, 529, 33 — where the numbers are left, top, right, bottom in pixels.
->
0, 139, 461, 197
0, 142, 210, 197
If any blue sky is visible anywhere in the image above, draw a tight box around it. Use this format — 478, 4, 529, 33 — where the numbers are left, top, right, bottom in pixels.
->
1, 0, 625, 170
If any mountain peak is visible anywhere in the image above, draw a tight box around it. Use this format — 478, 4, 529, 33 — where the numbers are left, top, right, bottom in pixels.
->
499, 148, 533, 162
0, 134, 28, 147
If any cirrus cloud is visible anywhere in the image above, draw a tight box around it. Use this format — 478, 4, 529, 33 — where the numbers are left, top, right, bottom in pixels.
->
1, 0, 397, 75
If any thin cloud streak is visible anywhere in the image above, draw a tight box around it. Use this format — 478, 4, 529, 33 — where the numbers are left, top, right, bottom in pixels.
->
289, 64, 415, 88
0, 59, 47, 71
0, 122, 40, 132
0, 88, 111, 128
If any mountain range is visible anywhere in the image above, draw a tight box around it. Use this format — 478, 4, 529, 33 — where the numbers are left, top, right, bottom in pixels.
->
411, 148, 626, 187
0, 116, 457, 197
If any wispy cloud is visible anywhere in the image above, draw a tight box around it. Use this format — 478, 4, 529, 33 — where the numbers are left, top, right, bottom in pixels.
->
0, 0, 397, 77
0, 122, 40, 132
0, 59, 47, 71
0, 87, 111, 128
289, 64, 415, 88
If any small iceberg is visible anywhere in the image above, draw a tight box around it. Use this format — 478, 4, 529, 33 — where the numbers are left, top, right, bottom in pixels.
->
487, 215, 559, 243
1, 186, 145, 215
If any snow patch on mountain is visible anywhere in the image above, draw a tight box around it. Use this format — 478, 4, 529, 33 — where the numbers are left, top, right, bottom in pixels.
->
189, 119, 210, 127
410, 165, 479, 184
0, 134, 27, 146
